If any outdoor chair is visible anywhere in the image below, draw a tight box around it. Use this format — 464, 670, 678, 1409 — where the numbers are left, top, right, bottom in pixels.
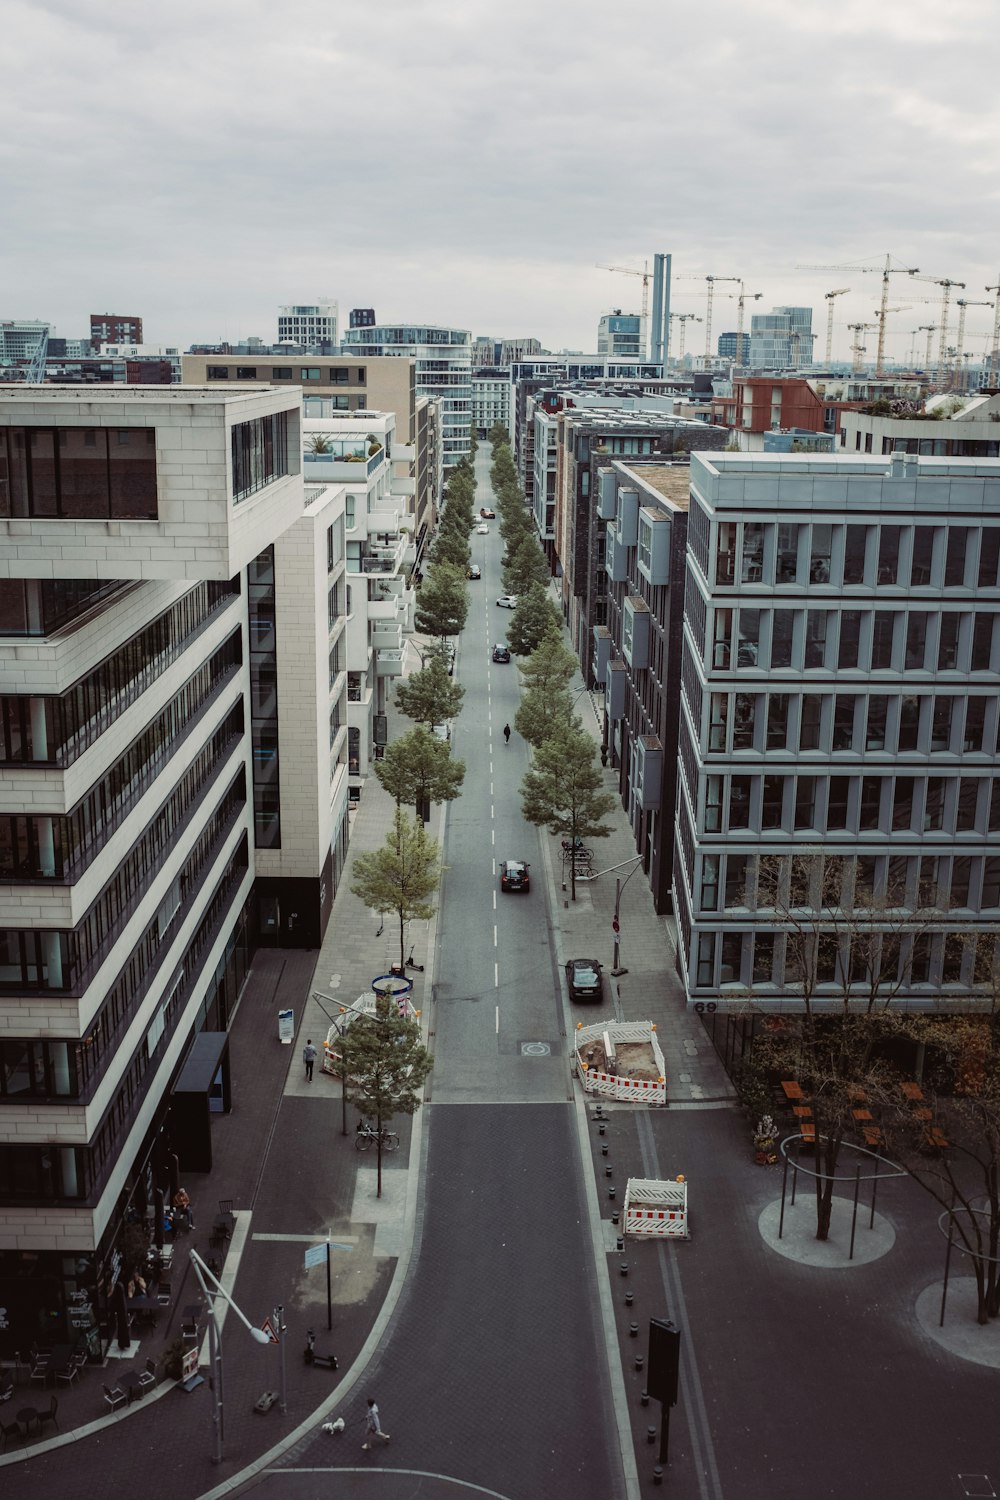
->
102, 1382, 127, 1412
28, 1361, 51, 1387
37, 1395, 58, 1433
218, 1198, 233, 1216
0, 1380, 12, 1407
0, 1416, 22, 1451
137, 1358, 157, 1394
54, 1360, 78, 1386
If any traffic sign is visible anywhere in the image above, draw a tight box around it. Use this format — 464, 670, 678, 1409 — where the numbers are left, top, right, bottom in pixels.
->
612, 917, 620, 934
260, 1316, 279, 1344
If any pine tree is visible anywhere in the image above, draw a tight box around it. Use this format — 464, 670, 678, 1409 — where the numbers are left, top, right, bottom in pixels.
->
375, 725, 465, 820
350, 808, 442, 969
521, 725, 615, 900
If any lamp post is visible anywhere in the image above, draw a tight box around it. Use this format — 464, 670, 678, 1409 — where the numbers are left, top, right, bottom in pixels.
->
612, 857, 643, 978
189, 1248, 271, 1465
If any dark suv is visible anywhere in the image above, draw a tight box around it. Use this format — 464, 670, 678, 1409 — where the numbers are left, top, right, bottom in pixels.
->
500, 860, 530, 892
492, 644, 511, 663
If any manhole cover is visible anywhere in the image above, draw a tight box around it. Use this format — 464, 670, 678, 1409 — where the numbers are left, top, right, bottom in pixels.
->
521, 1042, 551, 1057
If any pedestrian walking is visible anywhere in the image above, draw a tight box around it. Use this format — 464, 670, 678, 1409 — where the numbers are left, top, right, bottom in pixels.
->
503, 722, 511, 745
303, 1039, 317, 1082
362, 1396, 390, 1448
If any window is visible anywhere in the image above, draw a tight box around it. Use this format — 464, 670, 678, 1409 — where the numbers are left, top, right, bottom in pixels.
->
720, 933, 744, 985
207, 366, 229, 379
877, 526, 901, 583
898, 696, 921, 751
918, 857, 939, 907
854, 856, 877, 905
832, 696, 856, 751
964, 699, 987, 752
732, 694, 756, 750
804, 611, 829, 668
942, 934, 965, 984
742, 523, 765, 583
956, 778, 981, 832
236, 366, 257, 379
866, 697, 888, 750
700, 855, 720, 910
752, 933, 774, 984
923, 778, 945, 831
736, 609, 760, 667
761, 776, 785, 829
910, 526, 935, 586
809, 525, 832, 583
945, 527, 969, 586
800, 695, 822, 751
931, 699, 953, 752
991, 782, 1000, 832
979, 530, 1000, 588
827, 777, 850, 830
1, 425, 158, 521
716, 522, 736, 584
951, 857, 972, 909
892, 777, 914, 830
776, 524, 799, 582
843, 525, 868, 585
272, 368, 293, 380
795, 776, 817, 830
871, 612, 896, 669
300, 368, 321, 380
767, 695, 789, 749
938, 614, 960, 670
910, 934, 931, 983
982, 858, 1000, 909
838, 611, 862, 669
231, 413, 289, 504
905, 613, 929, 670
725, 854, 748, 907
705, 775, 723, 832
972, 614, 995, 671
859, 777, 882, 831
771, 610, 794, 668
712, 609, 733, 668
728, 777, 752, 830
709, 694, 728, 751
696, 933, 716, 986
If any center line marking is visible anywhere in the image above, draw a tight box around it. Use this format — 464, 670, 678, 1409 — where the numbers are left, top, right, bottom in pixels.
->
494, 961, 499, 988
493, 924, 498, 947
495, 1005, 499, 1032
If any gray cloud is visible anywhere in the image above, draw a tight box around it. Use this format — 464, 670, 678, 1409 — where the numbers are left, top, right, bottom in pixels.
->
2, 0, 998, 358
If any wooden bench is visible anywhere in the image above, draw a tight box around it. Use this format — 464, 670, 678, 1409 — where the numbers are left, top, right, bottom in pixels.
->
925, 1127, 949, 1151
780, 1080, 805, 1101
861, 1125, 883, 1149
799, 1122, 817, 1146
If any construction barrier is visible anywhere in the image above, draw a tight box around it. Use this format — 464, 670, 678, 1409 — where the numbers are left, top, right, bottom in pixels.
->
574, 1019, 667, 1105
623, 1178, 689, 1239
320, 989, 419, 1076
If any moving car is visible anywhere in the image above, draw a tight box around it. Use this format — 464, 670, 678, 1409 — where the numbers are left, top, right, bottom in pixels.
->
496, 594, 518, 609
479, 507, 496, 519
492, 643, 511, 663
565, 957, 604, 1002
499, 859, 530, 892
476, 522, 490, 534
468, 564, 481, 579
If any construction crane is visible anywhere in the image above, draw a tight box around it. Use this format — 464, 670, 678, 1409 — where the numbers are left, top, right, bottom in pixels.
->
847, 322, 877, 374
734, 286, 762, 369
3, 327, 49, 383
953, 298, 994, 379
986, 279, 1000, 385
798, 255, 919, 375
596, 262, 650, 356
823, 288, 851, 364
907, 275, 966, 380
918, 325, 938, 371
676, 274, 742, 363
668, 312, 702, 362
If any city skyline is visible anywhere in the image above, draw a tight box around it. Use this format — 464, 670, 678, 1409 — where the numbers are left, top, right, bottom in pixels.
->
4, 0, 999, 361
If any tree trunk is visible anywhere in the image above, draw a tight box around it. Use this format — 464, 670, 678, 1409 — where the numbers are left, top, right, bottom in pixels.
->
376, 1114, 383, 1199
398, 912, 406, 973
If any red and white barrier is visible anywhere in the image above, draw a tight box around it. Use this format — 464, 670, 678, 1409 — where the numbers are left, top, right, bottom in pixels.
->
574, 1019, 666, 1105
623, 1178, 689, 1239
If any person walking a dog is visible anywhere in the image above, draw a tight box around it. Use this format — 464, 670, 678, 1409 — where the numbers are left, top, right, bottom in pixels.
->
303, 1039, 317, 1081
362, 1396, 390, 1449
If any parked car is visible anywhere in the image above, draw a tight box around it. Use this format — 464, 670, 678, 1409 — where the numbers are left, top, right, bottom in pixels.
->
477, 522, 490, 534
480, 507, 496, 518
499, 859, 530, 892
430, 722, 452, 743
496, 594, 518, 609
565, 957, 604, 1002
468, 564, 481, 579
492, 643, 511, 663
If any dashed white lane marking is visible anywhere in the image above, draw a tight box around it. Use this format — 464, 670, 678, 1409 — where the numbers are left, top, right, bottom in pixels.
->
494, 961, 499, 988
495, 1005, 499, 1033
493, 924, 498, 947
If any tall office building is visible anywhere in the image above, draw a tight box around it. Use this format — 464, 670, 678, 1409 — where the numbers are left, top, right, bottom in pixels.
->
748, 307, 816, 369
0, 385, 349, 1354
598, 311, 644, 359
90, 313, 143, 352
277, 302, 338, 349
674, 450, 1000, 1012
0, 319, 50, 366
341, 322, 472, 469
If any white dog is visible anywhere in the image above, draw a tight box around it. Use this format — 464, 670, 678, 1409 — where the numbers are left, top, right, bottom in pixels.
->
321, 1418, 346, 1435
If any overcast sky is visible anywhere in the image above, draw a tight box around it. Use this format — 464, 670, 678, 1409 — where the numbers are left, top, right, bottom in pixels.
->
4, 0, 999, 363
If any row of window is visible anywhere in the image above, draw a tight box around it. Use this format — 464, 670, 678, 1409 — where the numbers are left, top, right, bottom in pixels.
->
0, 772, 245, 992
0, 690, 242, 883
704, 605, 999, 676
0, 426, 158, 520
249, 547, 281, 849
711, 518, 1000, 592
699, 771, 1000, 837
209, 366, 364, 384
0, 578, 126, 638
699, 687, 998, 759
693, 926, 997, 993
231, 413, 290, 504
697, 850, 1000, 917
0, 580, 238, 764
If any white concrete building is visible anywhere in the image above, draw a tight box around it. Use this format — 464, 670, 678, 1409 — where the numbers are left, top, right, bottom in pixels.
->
0, 384, 348, 1354
674, 450, 1000, 1013
341, 322, 472, 470
471, 374, 509, 441
838, 391, 1000, 460
277, 301, 338, 349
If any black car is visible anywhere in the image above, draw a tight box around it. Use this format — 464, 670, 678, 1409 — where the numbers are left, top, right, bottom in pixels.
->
565, 957, 603, 1001
500, 859, 530, 892
492, 643, 510, 663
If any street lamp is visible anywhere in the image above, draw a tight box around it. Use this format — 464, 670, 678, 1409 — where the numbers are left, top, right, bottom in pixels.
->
189, 1248, 273, 1465
612, 857, 643, 977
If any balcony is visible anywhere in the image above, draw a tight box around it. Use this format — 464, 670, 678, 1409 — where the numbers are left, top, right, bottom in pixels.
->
637, 509, 673, 587
614, 488, 639, 546
632, 734, 664, 811
375, 647, 405, 677
367, 508, 403, 536
304, 445, 385, 480
372, 619, 403, 649
369, 591, 404, 620
607, 660, 627, 720
592, 626, 611, 685
597, 468, 617, 520
605, 530, 628, 583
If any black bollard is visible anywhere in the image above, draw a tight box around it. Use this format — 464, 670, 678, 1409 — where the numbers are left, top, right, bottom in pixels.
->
625, 1290, 634, 1307
647, 1427, 657, 1444
619, 1261, 629, 1276
640, 1391, 649, 1407
629, 1322, 639, 1338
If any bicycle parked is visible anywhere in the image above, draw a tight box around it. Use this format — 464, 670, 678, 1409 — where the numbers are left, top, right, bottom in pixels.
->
354, 1122, 400, 1153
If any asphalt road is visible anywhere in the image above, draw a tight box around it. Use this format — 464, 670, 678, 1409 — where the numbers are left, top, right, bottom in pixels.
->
254, 460, 628, 1498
